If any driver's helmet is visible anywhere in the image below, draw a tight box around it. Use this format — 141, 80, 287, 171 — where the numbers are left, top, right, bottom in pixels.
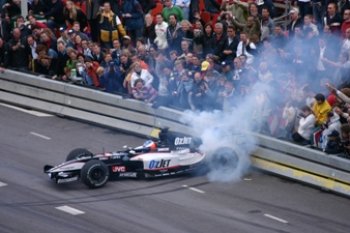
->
143, 140, 157, 151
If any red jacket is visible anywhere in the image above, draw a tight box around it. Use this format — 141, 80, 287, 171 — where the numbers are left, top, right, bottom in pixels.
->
341, 20, 350, 38
86, 62, 100, 87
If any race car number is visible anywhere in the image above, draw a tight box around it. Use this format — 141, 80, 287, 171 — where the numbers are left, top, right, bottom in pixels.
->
149, 159, 171, 169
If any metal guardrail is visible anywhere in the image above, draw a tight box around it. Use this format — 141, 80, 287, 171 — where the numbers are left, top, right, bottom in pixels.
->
1, 70, 350, 197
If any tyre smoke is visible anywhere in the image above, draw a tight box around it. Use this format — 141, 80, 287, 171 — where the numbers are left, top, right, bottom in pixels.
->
182, 82, 274, 182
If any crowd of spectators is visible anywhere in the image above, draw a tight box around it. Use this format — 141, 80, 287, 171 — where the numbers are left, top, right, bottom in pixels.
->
1, 0, 350, 157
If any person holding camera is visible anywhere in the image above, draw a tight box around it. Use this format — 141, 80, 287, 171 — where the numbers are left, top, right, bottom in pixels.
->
292, 106, 316, 145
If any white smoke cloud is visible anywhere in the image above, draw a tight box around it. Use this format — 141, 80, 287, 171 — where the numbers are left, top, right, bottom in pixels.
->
182, 82, 274, 182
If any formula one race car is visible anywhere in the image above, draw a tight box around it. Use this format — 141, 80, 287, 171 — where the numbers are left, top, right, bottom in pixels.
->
44, 129, 239, 188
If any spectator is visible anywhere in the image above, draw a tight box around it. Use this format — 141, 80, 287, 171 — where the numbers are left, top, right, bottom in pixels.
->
71, 21, 89, 40
44, 0, 65, 29
29, 0, 46, 18
341, 9, 350, 38
16, 16, 31, 39
212, 22, 227, 60
166, 14, 182, 54
33, 44, 56, 76
194, 23, 215, 57
323, 2, 342, 34
2, 0, 21, 19
236, 31, 256, 64
55, 41, 69, 78
85, 0, 101, 42
189, 71, 208, 110
110, 39, 122, 64
320, 111, 341, 150
260, 7, 274, 41
287, 8, 303, 38
91, 43, 104, 63
162, 0, 183, 22
179, 20, 193, 42
221, 25, 239, 62
63, 0, 87, 31
26, 35, 38, 70
154, 14, 168, 51
174, 0, 190, 20
292, 106, 316, 145
132, 78, 158, 103
0, 14, 11, 41
234, 15, 261, 39
100, 58, 125, 93
303, 14, 319, 38
121, 0, 145, 41
80, 56, 100, 87
130, 61, 154, 88
98, 2, 126, 48
28, 15, 47, 29
221, 0, 247, 26
312, 93, 332, 126
271, 25, 287, 49
4, 28, 29, 71
143, 13, 156, 47
63, 48, 79, 81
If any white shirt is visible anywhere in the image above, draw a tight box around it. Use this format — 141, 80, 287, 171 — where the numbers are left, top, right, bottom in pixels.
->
130, 69, 154, 88
236, 41, 255, 64
155, 22, 169, 50
298, 114, 316, 140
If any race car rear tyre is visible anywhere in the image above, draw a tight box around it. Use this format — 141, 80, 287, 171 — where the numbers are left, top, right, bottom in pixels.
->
66, 148, 93, 161
81, 160, 109, 188
209, 147, 239, 172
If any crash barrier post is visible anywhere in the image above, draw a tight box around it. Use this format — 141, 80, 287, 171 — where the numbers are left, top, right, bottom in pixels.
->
1, 70, 350, 197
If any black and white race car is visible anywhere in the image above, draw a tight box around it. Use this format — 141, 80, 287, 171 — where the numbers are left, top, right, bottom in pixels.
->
44, 129, 239, 188
44, 129, 214, 188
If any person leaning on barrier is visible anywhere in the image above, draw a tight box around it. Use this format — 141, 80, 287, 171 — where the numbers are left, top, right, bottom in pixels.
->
312, 93, 332, 126
132, 78, 158, 103
292, 106, 316, 145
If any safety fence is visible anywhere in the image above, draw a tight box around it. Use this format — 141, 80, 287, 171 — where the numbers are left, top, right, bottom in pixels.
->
1, 70, 350, 197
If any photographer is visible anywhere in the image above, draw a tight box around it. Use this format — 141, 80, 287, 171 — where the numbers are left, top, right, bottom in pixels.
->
292, 106, 316, 145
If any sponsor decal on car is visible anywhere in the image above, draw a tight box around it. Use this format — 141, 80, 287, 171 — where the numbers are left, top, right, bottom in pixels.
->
112, 166, 126, 172
149, 159, 171, 169
174, 137, 192, 145
119, 172, 137, 177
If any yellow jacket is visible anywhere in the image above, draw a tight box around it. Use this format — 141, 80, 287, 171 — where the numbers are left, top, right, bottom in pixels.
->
312, 100, 332, 126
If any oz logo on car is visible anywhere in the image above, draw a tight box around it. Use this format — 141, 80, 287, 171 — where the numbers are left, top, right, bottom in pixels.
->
174, 137, 192, 145
149, 159, 171, 169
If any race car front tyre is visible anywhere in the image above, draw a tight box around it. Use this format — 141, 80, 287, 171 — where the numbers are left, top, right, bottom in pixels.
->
66, 148, 93, 161
81, 160, 109, 188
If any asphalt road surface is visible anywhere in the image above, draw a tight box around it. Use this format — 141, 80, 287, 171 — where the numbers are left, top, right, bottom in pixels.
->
1, 104, 350, 233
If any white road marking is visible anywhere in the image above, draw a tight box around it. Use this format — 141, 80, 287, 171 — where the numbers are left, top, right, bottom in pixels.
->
30, 132, 51, 140
243, 178, 252, 181
182, 185, 206, 194
55, 205, 85, 215
0, 181, 8, 187
0, 103, 53, 117
264, 213, 289, 224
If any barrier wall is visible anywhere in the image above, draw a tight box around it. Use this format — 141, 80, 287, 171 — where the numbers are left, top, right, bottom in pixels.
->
1, 70, 350, 197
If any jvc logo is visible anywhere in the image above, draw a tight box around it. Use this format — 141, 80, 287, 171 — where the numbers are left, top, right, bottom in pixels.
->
112, 166, 126, 172
174, 137, 192, 146
149, 159, 171, 169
